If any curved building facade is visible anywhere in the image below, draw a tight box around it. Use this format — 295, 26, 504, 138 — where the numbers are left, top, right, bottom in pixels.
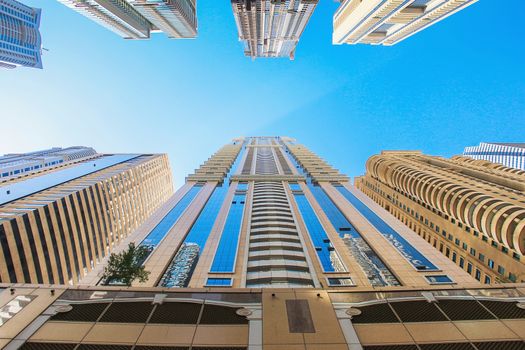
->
357, 151, 525, 284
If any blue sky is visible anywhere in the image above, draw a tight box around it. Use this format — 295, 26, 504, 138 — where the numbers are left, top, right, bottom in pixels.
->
1, 0, 524, 187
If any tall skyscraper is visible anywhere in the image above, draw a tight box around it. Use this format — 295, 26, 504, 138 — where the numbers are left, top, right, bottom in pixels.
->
0, 148, 174, 285
355, 151, 525, 285
231, 0, 318, 59
81, 137, 478, 289
128, 0, 197, 38
464, 142, 525, 171
3, 138, 525, 350
0, 0, 42, 69
57, 0, 197, 39
333, 0, 478, 46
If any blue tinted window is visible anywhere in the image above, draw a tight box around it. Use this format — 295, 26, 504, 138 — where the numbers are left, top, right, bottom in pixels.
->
289, 183, 302, 191
210, 192, 246, 272
140, 184, 203, 253
293, 193, 345, 272
206, 278, 232, 287
307, 183, 400, 286
283, 148, 399, 286
236, 182, 248, 191
335, 185, 439, 271
160, 144, 248, 286
425, 275, 454, 284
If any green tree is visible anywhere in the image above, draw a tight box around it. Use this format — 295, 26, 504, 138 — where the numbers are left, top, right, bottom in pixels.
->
102, 243, 150, 286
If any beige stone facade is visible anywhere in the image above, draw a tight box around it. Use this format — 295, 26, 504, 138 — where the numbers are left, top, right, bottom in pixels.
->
0, 154, 174, 285
355, 151, 525, 284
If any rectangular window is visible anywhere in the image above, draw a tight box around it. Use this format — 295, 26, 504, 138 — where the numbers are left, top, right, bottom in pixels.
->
470, 248, 476, 256
210, 192, 247, 273
425, 275, 454, 284
484, 276, 491, 284
467, 263, 473, 274
459, 257, 465, 268
445, 247, 450, 257
498, 265, 505, 275
452, 252, 457, 262
475, 269, 481, 280
488, 259, 494, 269
479, 254, 485, 262
509, 273, 517, 282
455, 238, 460, 245
205, 278, 233, 287
327, 277, 355, 286
462, 243, 468, 250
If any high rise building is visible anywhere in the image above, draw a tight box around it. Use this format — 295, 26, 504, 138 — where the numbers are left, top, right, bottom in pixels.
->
0, 0, 42, 69
231, 0, 318, 60
127, 0, 197, 38
464, 142, 525, 171
3, 138, 525, 350
0, 149, 174, 285
0, 146, 97, 181
57, 0, 197, 39
355, 151, 525, 285
333, 0, 478, 46
80, 137, 477, 289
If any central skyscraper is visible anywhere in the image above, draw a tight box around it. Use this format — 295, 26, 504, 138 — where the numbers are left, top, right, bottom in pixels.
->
231, 0, 318, 60
87, 136, 477, 289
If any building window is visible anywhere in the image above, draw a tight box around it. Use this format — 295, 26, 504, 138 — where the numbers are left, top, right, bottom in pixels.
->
205, 278, 233, 287
462, 243, 468, 250
509, 273, 517, 283
498, 265, 505, 275
470, 248, 476, 256
484, 276, 491, 284
475, 269, 481, 281
479, 254, 485, 262
452, 252, 457, 262
467, 263, 473, 274
445, 247, 450, 257
488, 259, 494, 269
455, 238, 460, 245
459, 257, 465, 268
425, 275, 454, 284
327, 277, 355, 286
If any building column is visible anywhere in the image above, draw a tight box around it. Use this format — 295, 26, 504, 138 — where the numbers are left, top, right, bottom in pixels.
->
239, 306, 263, 350
335, 308, 363, 350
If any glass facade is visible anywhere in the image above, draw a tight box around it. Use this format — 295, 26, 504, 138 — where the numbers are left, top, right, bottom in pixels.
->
139, 184, 203, 253
160, 142, 247, 286
292, 191, 346, 272
335, 185, 439, 271
283, 145, 399, 286
210, 191, 247, 273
